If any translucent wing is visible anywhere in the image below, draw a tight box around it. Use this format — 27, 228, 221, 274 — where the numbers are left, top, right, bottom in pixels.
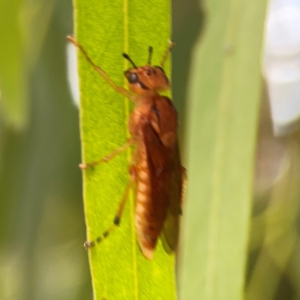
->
142, 122, 170, 233
160, 143, 182, 253
142, 96, 183, 253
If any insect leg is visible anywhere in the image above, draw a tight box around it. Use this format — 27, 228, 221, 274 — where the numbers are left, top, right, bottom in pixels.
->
79, 138, 134, 169
67, 35, 134, 101
160, 40, 175, 68
84, 168, 136, 249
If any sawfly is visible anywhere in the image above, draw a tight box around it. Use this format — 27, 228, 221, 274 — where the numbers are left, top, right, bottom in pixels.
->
67, 35, 186, 260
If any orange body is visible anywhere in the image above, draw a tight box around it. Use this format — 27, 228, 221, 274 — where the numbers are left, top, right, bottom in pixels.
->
125, 63, 183, 259
67, 36, 185, 260
129, 94, 182, 259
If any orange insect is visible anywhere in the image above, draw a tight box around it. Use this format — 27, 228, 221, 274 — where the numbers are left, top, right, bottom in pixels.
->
67, 35, 186, 260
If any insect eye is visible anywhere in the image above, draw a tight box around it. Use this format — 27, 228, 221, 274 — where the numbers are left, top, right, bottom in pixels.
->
127, 72, 139, 83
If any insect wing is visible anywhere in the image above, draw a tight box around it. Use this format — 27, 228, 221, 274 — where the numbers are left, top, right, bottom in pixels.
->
142, 97, 182, 253
142, 122, 171, 233
160, 143, 182, 253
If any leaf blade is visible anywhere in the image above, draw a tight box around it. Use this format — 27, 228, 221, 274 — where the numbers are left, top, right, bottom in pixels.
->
179, 0, 267, 299
74, 1, 176, 299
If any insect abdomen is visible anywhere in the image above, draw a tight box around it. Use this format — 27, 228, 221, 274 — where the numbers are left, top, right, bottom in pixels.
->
135, 152, 160, 260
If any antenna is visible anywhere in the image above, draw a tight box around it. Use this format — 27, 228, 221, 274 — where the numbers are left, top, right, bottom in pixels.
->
122, 53, 137, 68
148, 46, 153, 65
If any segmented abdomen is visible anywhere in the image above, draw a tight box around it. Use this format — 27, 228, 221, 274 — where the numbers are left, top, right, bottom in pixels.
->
134, 145, 160, 260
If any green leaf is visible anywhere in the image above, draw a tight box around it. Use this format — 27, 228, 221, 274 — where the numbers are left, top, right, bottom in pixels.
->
74, 1, 175, 299
179, 1, 267, 299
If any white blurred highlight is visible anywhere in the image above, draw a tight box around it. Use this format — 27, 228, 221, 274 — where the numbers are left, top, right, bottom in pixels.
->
66, 42, 80, 108
263, 0, 300, 136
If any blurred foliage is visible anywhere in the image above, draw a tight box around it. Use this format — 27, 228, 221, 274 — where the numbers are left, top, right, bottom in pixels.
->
0, 0, 56, 129
0, 1, 92, 299
246, 96, 300, 300
0, 0, 28, 129
179, 1, 267, 299
1, 0, 300, 300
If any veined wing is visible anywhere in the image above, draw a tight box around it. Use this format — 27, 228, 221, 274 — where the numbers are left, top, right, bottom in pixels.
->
142, 96, 183, 253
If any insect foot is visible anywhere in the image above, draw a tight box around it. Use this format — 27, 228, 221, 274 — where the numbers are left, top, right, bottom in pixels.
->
83, 240, 94, 250
79, 163, 88, 169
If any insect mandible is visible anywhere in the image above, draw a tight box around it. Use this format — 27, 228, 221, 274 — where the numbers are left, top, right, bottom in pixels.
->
67, 35, 186, 260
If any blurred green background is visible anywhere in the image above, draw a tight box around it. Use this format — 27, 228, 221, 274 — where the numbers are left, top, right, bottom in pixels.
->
1, 0, 300, 299
0, 0, 92, 299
